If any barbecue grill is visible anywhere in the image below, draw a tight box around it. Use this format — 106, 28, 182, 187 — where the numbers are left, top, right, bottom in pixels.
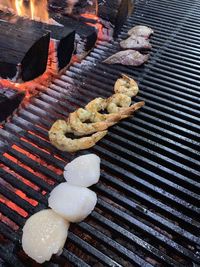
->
0, 0, 200, 266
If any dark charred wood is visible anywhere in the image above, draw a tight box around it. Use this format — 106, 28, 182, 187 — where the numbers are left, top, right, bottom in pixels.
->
47, 0, 133, 38
0, 10, 95, 62
0, 86, 25, 123
48, 0, 96, 15
97, 0, 134, 37
48, 0, 66, 13
128, 0, 135, 16
0, 20, 50, 82
52, 14, 97, 58
0, 11, 75, 71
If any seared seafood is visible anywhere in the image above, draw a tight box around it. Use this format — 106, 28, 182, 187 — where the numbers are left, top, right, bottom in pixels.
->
64, 154, 101, 187
69, 108, 118, 136
85, 97, 128, 122
107, 93, 131, 113
22, 209, 70, 264
108, 100, 145, 115
49, 120, 107, 152
128, 25, 154, 38
114, 74, 139, 97
120, 36, 152, 50
49, 75, 145, 153
48, 183, 97, 222
103, 50, 149, 66
85, 97, 108, 122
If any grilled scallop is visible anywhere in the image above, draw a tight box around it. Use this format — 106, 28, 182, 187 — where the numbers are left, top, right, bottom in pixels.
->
64, 154, 101, 187
22, 209, 70, 264
48, 183, 97, 222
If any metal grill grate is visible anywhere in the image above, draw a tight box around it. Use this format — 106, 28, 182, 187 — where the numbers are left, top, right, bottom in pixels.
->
0, 0, 200, 266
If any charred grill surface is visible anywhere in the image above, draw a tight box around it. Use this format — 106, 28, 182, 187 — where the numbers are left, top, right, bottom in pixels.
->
0, 87, 25, 123
0, 0, 200, 266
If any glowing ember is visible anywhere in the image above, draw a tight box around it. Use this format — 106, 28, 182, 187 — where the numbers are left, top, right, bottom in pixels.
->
0, 40, 62, 104
0, 0, 49, 22
81, 13, 104, 40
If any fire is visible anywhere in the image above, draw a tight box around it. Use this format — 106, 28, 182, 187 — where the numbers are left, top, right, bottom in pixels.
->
81, 13, 104, 40
15, 0, 23, 16
0, 40, 61, 104
0, 0, 49, 22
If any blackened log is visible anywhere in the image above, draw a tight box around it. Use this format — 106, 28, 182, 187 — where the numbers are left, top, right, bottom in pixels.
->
52, 14, 97, 58
48, 0, 66, 13
0, 86, 25, 123
0, 11, 75, 71
97, 0, 133, 37
48, 0, 96, 15
0, 20, 50, 82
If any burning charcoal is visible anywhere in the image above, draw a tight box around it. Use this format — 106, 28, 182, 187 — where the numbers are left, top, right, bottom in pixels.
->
0, 86, 25, 122
128, 25, 154, 38
103, 50, 149, 66
120, 36, 152, 50
0, 20, 50, 82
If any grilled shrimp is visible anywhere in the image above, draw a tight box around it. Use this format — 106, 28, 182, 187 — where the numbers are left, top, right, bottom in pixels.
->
85, 97, 127, 122
69, 108, 117, 136
107, 94, 145, 117
49, 120, 107, 152
114, 74, 139, 97
107, 93, 132, 113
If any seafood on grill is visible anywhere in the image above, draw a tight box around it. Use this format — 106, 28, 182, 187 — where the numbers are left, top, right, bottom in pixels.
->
107, 94, 144, 114
49, 119, 107, 152
49, 75, 144, 152
120, 36, 152, 50
114, 74, 139, 97
22, 209, 70, 264
22, 153, 101, 263
85, 97, 129, 122
107, 93, 131, 113
128, 25, 154, 38
64, 154, 101, 187
48, 182, 97, 222
104, 25, 153, 67
103, 50, 149, 66
69, 107, 120, 136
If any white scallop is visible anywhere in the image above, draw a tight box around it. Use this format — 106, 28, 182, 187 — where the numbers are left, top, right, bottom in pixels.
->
22, 209, 69, 264
48, 183, 97, 222
64, 154, 101, 187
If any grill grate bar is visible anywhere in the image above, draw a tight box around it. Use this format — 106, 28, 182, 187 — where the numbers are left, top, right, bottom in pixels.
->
67, 233, 123, 267
78, 222, 154, 267
2, 121, 199, 228
96, 198, 198, 262
1, 0, 200, 265
91, 210, 181, 267
97, 187, 199, 244
96, 145, 200, 208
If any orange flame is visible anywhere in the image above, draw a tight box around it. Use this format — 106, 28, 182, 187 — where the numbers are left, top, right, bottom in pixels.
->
0, 0, 49, 22
81, 13, 104, 40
